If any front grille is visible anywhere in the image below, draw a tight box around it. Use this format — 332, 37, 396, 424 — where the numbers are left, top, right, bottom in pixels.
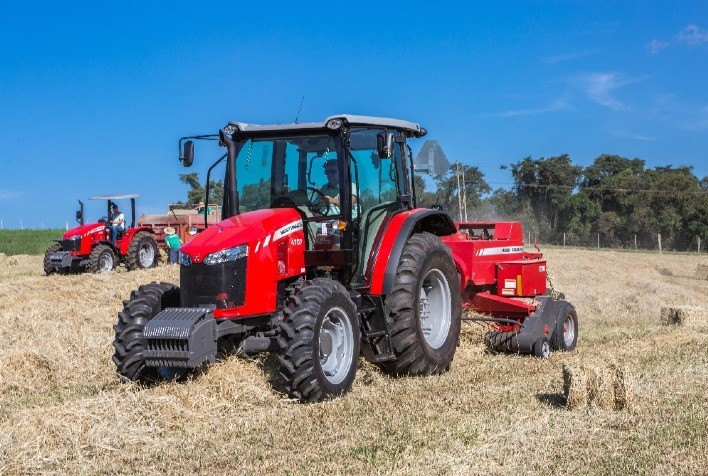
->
61, 238, 81, 252
180, 257, 247, 309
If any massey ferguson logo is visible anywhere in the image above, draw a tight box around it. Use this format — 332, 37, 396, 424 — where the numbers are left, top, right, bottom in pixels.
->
274, 220, 303, 240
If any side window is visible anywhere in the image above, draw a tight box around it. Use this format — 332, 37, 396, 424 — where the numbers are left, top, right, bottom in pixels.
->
349, 129, 399, 215
237, 140, 272, 212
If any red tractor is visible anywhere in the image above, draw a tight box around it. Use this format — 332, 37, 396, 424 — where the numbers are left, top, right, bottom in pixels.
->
112, 115, 578, 402
44, 194, 160, 274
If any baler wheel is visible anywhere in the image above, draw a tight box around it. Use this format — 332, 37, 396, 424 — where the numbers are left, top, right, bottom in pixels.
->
43, 244, 62, 275
112, 282, 181, 382
380, 232, 461, 376
126, 231, 159, 270
277, 278, 360, 402
89, 244, 116, 273
550, 301, 578, 352
533, 336, 551, 358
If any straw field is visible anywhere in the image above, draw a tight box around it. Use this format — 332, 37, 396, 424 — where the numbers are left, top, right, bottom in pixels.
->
0, 249, 706, 475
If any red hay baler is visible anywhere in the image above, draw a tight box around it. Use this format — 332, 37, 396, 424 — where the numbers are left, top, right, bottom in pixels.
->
112, 115, 577, 402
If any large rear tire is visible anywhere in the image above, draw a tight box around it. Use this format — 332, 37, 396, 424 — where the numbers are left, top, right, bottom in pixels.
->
126, 231, 159, 270
89, 244, 116, 273
277, 279, 360, 402
43, 244, 62, 275
112, 282, 181, 382
380, 232, 461, 375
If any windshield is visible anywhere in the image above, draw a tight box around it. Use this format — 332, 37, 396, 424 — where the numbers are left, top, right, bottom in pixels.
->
234, 134, 341, 217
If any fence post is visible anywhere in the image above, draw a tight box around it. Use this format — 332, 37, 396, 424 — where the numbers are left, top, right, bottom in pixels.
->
658, 233, 662, 254
634, 234, 637, 251
528, 231, 530, 244
698, 237, 701, 254
597, 234, 600, 250
563, 233, 566, 247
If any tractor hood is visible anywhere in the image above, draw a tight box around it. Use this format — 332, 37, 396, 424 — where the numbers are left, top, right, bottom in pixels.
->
63, 222, 105, 240
180, 208, 302, 264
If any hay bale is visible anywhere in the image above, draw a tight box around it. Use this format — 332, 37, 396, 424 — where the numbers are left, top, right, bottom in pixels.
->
585, 364, 615, 410
660, 306, 708, 326
563, 364, 587, 410
698, 264, 708, 280
563, 362, 636, 411
611, 364, 635, 411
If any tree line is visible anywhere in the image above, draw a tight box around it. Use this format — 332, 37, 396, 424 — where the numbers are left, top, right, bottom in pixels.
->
415, 154, 708, 251
178, 154, 708, 252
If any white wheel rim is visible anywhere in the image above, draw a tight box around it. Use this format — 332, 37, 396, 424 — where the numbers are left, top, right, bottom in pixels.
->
318, 306, 354, 385
99, 252, 113, 272
419, 268, 452, 349
139, 243, 155, 267
563, 315, 575, 347
541, 340, 550, 357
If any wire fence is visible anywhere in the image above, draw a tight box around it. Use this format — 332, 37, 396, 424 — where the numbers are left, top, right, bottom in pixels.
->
533, 232, 707, 254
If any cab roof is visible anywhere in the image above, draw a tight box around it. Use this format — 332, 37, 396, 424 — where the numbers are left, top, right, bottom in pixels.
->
225, 114, 426, 137
89, 194, 139, 200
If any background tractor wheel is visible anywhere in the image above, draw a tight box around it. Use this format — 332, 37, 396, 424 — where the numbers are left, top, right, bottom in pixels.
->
550, 301, 578, 352
89, 244, 116, 273
112, 282, 181, 382
127, 231, 159, 270
43, 244, 62, 275
277, 278, 360, 403
380, 232, 462, 376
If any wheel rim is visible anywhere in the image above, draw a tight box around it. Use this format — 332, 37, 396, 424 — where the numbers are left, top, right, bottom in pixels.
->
138, 243, 155, 267
318, 306, 354, 385
419, 268, 452, 349
99, 252, 114, 272
563, 314, 575, 347
541, 340, 550, 358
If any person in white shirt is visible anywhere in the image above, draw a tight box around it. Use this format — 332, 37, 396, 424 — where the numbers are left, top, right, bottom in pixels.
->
110, 203, 125, 243
319, 159, 357, 217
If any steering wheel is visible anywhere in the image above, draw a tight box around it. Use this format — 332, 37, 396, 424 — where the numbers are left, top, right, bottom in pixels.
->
306, 187, 331, 215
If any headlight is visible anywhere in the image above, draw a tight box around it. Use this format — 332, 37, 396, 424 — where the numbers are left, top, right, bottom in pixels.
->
179, 253, 192, 266
204, 244, 248, 265
326, 118, 343, 130
188, 226, 198, 236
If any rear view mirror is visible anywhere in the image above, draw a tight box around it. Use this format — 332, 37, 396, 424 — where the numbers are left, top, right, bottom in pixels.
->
376, 131, 394, 159
181, 140, 194, 167
75, 210, 82, 223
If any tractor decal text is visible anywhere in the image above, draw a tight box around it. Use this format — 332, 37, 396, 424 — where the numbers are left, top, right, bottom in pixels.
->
273, 220, 303, 241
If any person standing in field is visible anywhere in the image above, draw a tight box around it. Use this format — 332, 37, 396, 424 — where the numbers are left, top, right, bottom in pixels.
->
164, 226, 182, 264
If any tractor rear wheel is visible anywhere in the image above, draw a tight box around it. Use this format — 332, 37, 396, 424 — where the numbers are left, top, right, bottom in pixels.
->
126, 231, 159, 270
112, 282, 181, 382
381, 232, 461, 376
277, 278, 360, 402
550, 301, 578, 352
43, 244, 62, 275
89, 244, 116, 273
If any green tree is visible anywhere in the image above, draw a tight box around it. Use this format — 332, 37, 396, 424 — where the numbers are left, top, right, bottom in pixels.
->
179, 173, 224, 208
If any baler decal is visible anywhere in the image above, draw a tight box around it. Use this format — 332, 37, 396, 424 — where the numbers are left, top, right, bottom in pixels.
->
475, 246, 524, 256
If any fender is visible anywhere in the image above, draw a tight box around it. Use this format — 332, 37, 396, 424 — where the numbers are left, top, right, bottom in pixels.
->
368, 209, 456, 295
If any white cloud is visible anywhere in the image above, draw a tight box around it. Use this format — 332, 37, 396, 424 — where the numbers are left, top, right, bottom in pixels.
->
648, 39, 668, 54
612, 130, 654, 141
579, 73, 633, 111
481, 98, 571, 119
676, 25, 708, 45
0, 191, 20, 200
543, 50, 598, 64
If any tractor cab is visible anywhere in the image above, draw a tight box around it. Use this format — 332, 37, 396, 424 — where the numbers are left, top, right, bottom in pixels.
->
178, 115, 450, 289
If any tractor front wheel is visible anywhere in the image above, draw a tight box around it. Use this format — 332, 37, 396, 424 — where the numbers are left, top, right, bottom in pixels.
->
112, 282, 181, 382
277, 279, 360, 402
381, 232, 462, 376
89, 244, 116, 273
43, 244, 62, 275
127, 231, 159, 270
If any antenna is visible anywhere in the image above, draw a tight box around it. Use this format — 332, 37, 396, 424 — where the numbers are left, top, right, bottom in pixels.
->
294, 96, 305, 124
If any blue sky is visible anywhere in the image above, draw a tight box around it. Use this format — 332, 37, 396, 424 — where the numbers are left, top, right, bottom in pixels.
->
1, 1, 707, 229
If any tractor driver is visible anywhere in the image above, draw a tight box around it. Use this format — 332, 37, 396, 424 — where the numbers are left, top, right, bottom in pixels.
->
318, 159, 357, 217
109, 203, 125, 244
